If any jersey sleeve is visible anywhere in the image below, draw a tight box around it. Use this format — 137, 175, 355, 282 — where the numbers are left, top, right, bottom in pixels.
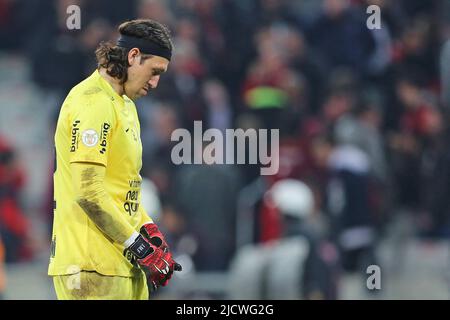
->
68, 95, 116, 167
71, 162, 138, 246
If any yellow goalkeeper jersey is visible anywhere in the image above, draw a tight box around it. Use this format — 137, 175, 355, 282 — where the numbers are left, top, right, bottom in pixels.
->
48, 70, 151, 277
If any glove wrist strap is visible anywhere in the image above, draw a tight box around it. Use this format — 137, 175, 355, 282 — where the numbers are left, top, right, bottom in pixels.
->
128, 235, 153, 259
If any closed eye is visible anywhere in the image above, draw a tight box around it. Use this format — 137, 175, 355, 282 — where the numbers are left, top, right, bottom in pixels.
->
152, 68, 166, 76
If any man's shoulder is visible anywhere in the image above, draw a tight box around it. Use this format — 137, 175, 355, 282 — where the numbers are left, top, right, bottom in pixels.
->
60, 90, 116, 129
68, 76, 113, 105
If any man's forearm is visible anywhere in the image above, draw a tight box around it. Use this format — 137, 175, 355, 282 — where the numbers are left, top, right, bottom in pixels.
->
72, 163, 138, 245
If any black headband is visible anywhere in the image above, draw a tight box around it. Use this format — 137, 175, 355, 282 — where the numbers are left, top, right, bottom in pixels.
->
117, 35, 172, 61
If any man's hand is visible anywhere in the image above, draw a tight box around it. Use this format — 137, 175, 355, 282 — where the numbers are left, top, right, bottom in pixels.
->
126, 234, 181, 290
140, 223, 169, 251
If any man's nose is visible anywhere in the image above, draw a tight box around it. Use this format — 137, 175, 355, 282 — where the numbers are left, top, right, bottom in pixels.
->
148, 76, 160, 89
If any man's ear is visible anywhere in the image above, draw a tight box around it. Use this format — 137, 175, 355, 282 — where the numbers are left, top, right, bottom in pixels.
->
128, 48, 141, 65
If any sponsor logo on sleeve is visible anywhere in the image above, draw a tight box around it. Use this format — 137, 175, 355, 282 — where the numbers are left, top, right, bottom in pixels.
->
99, 122, 110, 154
70, 120, 81, 152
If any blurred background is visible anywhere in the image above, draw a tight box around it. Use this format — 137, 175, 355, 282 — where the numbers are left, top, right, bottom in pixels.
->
1, 0, 450, 299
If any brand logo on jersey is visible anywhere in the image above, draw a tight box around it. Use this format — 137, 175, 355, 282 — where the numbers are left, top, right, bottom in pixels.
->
81, 129, 99, 147
70, 120, 81, 152
99, 122, 110, 154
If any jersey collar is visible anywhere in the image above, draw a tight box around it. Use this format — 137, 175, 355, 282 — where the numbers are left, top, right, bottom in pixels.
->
94, 69, 125, 103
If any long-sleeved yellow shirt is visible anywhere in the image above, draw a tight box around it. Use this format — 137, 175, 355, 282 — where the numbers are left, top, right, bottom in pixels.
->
48, 70, 152, 277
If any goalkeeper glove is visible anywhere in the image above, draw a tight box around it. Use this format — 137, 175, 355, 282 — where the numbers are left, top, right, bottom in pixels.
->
140, 223, 169, 251
127, 234, 181, 290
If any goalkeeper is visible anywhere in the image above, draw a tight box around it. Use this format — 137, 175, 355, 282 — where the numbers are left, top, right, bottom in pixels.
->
48, 19, 181, 300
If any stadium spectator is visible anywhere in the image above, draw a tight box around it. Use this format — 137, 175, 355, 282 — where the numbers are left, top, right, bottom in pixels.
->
310, 132, 378, 273
0, 236, 5, 299
0, 136, 32, 262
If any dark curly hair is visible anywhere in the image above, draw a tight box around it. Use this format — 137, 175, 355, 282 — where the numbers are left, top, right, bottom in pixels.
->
95, 19, 173, 84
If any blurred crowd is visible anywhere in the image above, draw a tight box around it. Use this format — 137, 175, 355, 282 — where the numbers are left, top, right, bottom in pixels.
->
0, 0, 449, 299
